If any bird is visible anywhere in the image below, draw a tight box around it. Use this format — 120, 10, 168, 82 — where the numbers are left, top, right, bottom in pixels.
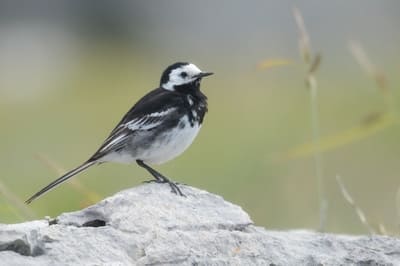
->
25, 62, 213, 204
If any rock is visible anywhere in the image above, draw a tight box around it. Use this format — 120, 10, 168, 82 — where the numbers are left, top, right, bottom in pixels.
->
0, 183, 399, 265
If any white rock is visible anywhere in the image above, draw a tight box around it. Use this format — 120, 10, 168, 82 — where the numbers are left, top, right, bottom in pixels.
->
0, 183, 399, 265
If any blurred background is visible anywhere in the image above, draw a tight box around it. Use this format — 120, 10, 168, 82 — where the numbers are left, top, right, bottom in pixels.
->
1, 0, 400, 235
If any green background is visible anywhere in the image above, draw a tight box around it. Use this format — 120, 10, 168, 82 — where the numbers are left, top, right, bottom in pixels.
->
1, 1, 400, 235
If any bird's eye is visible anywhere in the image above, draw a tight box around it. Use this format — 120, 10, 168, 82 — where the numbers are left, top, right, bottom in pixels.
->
180, 72, 188, 78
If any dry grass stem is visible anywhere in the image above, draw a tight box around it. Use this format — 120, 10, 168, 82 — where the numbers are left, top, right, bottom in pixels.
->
336, 175, 375, 234
0, 180, 36, 219
378, 224, 388, 235
396, 187, 400, 232
308, 53, 322, 75
293, 6, 327, 231
349, 41, 394, 112
293, 7, 311, 63
349, 41, 378, 80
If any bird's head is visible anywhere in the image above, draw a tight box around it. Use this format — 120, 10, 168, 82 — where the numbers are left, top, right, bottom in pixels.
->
160, 62, 213, 92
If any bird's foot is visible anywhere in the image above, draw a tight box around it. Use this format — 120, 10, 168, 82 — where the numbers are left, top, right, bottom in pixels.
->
143, 178, 185, 197
167, 181, 185, 197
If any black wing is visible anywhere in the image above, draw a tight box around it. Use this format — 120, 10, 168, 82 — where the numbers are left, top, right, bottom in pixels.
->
90, 88, 184, 160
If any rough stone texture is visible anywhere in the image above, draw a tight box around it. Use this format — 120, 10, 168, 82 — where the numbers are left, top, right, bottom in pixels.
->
1, 184, 400, 265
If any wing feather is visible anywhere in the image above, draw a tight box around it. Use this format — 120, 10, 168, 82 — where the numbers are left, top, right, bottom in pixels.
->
90, 107, 177, 159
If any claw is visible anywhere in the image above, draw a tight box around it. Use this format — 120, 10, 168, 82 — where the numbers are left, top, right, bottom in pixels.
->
143, 179, 185, 196
168, 182, 185, 197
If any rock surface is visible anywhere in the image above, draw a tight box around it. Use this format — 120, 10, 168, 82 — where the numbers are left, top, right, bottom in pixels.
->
1, 184, 400, 265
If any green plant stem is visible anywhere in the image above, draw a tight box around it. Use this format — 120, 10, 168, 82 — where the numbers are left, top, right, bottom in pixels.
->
309, 80, 327, 231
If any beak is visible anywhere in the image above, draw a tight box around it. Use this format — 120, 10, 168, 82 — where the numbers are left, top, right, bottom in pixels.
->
196, 72, 214, 79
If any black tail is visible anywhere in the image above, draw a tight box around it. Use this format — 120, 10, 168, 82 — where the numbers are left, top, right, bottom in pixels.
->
25, 161, 96, 204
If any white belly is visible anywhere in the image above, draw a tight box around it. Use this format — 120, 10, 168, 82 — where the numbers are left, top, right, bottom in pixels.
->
140, 116, 201, 165
100, 116, 201, 165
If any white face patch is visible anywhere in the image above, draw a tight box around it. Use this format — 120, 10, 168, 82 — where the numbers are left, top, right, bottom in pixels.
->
162, 63, 203, 91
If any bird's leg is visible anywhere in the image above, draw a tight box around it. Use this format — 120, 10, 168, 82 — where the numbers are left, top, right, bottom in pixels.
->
136, 160, 185, 196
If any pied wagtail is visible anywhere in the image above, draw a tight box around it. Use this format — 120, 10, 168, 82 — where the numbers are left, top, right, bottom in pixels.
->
26, 62, 213, 203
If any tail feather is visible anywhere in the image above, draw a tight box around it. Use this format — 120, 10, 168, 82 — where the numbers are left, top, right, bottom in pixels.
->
25, 161, 96, 204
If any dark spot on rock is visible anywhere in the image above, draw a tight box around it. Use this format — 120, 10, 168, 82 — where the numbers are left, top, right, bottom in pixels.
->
0, 239, 44, 256
48, 218, 58, 225
82, 219, 106, 227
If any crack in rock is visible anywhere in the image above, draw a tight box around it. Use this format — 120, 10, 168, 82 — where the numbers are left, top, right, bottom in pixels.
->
0, 239, 44, 257
82, 219, 107, 227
